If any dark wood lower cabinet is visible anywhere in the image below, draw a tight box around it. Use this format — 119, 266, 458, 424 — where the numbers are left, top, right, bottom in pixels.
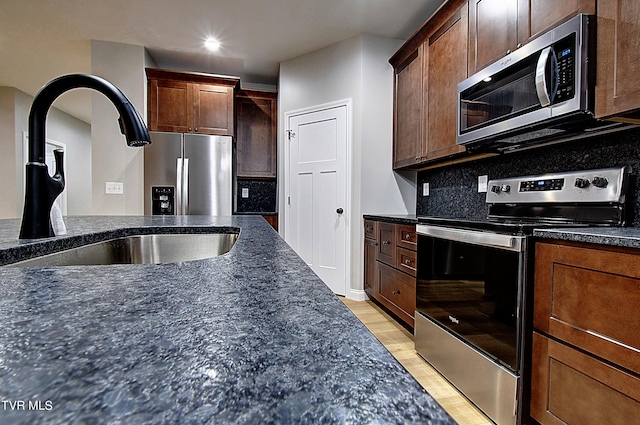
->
378, 263, 416, 327
363, 219, 416, 328
531, 332, 640, 425
531, 241, 640, 425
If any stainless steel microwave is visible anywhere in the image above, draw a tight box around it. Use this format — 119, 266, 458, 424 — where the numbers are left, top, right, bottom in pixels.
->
457, 14, 595, 151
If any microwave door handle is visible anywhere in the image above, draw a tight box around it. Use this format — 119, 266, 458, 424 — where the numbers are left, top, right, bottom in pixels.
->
535, 46, 557, 107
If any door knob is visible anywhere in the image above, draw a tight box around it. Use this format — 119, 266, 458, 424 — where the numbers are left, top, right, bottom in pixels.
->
336, 208, 344, 214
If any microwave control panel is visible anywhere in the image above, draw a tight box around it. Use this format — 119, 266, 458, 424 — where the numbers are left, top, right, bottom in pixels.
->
553, 34, 576, 103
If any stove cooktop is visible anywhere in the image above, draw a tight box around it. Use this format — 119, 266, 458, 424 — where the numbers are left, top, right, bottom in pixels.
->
418, 166, 632, 233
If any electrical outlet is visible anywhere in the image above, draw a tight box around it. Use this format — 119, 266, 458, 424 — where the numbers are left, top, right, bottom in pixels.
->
423, 182, 430, 196
105, 182, 124, 194
478, 175, 488, 193
241, 188, 249, 198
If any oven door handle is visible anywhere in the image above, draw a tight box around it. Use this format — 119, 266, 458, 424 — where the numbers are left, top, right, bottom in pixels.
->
416, 224, 525, 252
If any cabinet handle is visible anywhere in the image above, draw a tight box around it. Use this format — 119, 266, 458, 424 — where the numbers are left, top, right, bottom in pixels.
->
405, 234, 411, 240
405, 259, 411, 265
194, 128, 198, 132
188, 127, 192, 132
382, 241, 390, 245
392, 290, 400, 295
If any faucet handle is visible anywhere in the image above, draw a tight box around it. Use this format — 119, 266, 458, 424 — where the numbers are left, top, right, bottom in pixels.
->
52, 149, 65, 185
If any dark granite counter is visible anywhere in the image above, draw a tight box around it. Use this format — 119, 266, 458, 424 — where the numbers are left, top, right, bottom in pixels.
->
533, 226, 640, 249
0, 215, 455, 425
365, 213, 640, 250
363, 214, 418, 225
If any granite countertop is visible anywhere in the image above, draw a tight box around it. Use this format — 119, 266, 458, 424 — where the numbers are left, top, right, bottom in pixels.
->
362, 214, 418, 225
0, 215, 455, 425
533, 226, 640, 249
365, 213, 640, 249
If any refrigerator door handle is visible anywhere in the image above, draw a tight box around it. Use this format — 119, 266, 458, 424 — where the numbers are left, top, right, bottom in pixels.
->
183, 158, 190, 215
176, 158, 183, 215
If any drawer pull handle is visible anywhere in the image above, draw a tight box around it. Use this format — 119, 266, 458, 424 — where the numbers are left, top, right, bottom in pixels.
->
392, 290, 400, 295
382, 241, 390, 245
404, 259, 411, 265
405, 234, 411, 240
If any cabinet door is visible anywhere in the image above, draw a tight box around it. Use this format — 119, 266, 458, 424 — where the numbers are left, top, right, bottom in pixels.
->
531, 332, 640, 425
596, 0, 640, 121
376, 222, 396, 267
193, 84, 234, 135
534, 242, 640, 373
148, 79, 192, 133
236, 95, 277, 178
364, 236, 378, 298
425, 3, 467, 160
393, 45, 424, 169
468, 0, 518, 74
518, 0, 595, 43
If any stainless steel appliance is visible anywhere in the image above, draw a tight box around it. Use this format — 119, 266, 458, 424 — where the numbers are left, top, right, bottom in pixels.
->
457, 14, 605, 152
415, 166, 631, 425
144, 131, 232, 215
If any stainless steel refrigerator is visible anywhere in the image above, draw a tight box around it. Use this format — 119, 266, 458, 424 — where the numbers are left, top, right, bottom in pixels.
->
144, 131, 233, 215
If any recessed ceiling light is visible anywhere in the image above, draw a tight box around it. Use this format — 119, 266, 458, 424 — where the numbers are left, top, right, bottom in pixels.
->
204, 38, 221, 51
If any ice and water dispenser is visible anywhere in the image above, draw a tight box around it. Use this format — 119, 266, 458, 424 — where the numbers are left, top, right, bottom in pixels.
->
151, 186, 175, 215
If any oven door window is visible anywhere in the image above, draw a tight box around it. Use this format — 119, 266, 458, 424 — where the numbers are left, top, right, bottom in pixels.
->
416, 236, 522, 371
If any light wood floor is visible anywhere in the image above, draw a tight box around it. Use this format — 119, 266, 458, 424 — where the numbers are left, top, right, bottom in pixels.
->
341, 298, 493, 425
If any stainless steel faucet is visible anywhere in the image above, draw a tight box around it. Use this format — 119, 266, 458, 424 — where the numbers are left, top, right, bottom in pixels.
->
19, 74, 152, 239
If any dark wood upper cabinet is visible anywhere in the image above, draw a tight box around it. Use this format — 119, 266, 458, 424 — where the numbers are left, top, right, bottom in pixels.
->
390, 0, 469, 169
393, 46, 424, 169
146, 68, 239, 136
235, 90, 278, 179
469, 0, 595, 75
425, 2, 468, 161
468, 0, 518, 74
595, 0, 640, 122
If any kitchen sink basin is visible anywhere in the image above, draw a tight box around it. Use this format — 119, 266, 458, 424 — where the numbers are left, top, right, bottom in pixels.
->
9, 233, 238, 267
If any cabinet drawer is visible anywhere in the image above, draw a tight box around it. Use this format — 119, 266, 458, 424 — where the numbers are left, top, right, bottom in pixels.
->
534, 242, 640, 373
396, 247, 417, 276
397, 224, 417, 250
378, 263, 415, 327
531, 332, 640, 425
364, 219, 377, 240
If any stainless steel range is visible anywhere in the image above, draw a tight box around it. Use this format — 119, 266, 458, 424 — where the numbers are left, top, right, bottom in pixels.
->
415, 166, 631, 425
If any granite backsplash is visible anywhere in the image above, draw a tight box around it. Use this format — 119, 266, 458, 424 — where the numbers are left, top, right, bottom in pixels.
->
417, 126, 640, 226
235, 179, 277, 213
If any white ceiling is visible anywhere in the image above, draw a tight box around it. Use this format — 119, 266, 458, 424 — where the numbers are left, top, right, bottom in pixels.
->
0, 0, 444, 124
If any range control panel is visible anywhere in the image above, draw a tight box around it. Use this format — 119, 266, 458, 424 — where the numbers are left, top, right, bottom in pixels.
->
520, 178, 565, 192
486, 166, 630, 204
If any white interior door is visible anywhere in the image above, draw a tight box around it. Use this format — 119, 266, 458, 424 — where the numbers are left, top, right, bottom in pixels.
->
285, 103, 348, 295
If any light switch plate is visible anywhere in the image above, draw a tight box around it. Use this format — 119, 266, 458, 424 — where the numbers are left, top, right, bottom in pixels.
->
423, 182, 430, 196
478, 175, 488, 193
105, 182, 124, 194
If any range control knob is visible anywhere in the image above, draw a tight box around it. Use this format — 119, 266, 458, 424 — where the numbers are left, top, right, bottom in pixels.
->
592, 176, 609, 188
491, 184, 511, 194
575, 178, 590, 189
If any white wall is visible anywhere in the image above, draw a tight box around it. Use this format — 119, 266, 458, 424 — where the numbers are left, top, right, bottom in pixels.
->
0, 87, 18, 219
0, 87, 91, 220
279, 34, 416, 299
91, 40, 148, 215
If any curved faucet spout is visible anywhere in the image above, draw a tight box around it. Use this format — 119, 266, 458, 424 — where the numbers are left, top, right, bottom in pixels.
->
19, 74, 152, 239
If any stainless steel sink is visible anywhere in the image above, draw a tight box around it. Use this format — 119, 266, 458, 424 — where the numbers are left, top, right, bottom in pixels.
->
9, 233, 238, 267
